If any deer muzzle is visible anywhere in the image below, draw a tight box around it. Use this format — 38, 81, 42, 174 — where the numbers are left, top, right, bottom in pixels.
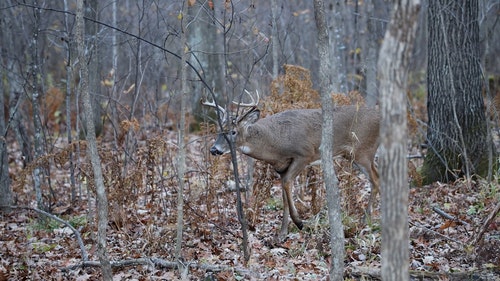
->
210, 146, 224, 156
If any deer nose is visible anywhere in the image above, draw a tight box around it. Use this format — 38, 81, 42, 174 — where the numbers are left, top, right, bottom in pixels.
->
210, 146, 223, 156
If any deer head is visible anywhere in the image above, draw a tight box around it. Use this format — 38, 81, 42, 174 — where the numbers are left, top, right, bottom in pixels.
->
201, 90, 260, 156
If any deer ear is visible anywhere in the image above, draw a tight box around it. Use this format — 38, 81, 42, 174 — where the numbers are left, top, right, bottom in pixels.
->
239, 108, 260, 126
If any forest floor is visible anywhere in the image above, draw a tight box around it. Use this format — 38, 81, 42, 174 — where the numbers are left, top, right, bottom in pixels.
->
1, 129, 500, 281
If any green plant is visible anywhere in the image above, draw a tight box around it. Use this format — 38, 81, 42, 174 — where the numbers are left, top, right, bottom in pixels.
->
29, 217, 60, 232
32, 242, 57, 254
68, 215, 87, 228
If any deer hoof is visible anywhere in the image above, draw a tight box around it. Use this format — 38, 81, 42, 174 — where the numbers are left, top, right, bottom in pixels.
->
295, 221, 304, 230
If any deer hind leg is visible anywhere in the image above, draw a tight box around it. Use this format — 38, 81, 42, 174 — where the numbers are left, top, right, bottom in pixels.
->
367, 160, 380, 216
354, 156, 380, 219
279, 158, 311, 233
281, 179, 303, 230
279, 187, 291, 239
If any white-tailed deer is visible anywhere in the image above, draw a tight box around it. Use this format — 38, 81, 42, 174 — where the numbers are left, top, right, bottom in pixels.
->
202, 90, 380, 238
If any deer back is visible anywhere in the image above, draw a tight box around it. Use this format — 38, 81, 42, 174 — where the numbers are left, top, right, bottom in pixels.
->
241, 109, 322, 160
239, 106, 379, 165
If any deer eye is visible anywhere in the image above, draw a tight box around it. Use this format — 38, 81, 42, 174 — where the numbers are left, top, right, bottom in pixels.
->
230, 130, 237, 136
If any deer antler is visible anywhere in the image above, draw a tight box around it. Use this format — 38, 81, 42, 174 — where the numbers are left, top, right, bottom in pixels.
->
232, 89, 260, 108
200, 96, 227, 121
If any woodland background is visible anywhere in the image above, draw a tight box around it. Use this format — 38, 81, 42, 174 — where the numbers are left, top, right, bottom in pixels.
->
1, 0, 500, 280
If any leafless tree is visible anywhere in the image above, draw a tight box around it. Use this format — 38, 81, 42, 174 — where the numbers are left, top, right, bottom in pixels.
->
75, 0, 112, 279
0, 17, 10, 208
314, 0, 344, 280
326, 0, 347, 93
29, 2, 47, 211
378, 0, 420, 280
62, 0, 78, 202
176, 0, 188, 275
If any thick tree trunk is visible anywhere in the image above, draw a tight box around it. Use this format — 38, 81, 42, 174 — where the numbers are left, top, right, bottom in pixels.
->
422, 0, 494, 184
378, 0, 420, 280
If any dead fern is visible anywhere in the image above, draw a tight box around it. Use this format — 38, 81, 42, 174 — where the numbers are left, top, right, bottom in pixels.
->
266, 64, 321, 113
248, 161, 275, 227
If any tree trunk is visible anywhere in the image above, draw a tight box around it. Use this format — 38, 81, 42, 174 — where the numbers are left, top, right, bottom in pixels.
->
327, 0, 347, 93
378, 0, 420, 280
0, 17, 11, 208
3, 3, 32, 170
84, 0, 103, 138
30, 3, 46, 211
314, 1, 344, 280
63, 0, 77, 203
188, 1, 225, 118
176, 1, 188, 275
364, 0, 388, 106
75, 1, 112, 279
422, 0, 494, 184
271, 0, 279, 79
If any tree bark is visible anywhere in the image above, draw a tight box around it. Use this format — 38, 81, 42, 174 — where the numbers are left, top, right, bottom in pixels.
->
422, 0, 494, 184
327, 0, 347, 93
378, 0, 420, 280
84, 0, 103, 138
314, 1, 344, 280
187, 1, 225, 118
176, 1, 188, 272
75, 1, 112, 279
271, 0, 279, 79
0, 15, 11, 208
364, 0, 379, 106
30, 2, 46, 211
63, 0, 77, 203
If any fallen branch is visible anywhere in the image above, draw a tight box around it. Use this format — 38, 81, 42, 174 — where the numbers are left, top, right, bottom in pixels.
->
5, 205, 88, 261
347, 265, 381, 280
409, 220, 465, 249
63, 257, 264, 279
432, 206, 470, 226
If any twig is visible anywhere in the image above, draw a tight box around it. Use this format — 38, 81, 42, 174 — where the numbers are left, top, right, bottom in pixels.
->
432, 206, 470, 226
468, 199, 500, 245
4, 205, 89, 261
